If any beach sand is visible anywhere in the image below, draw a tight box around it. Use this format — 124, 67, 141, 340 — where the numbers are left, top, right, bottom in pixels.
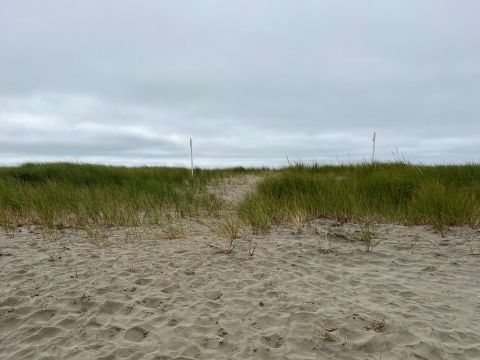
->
1, 177, 479, 359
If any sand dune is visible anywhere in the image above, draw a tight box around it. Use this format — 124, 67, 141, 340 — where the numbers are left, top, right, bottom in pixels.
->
1, 178, 479, 359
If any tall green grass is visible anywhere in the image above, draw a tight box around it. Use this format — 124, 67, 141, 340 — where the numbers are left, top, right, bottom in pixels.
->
237, 162, 480, 232
3, 161, 478, 236
0, 162, 264, 231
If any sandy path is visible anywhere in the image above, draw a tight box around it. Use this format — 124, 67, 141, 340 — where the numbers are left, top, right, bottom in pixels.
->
1, 175, 479, 360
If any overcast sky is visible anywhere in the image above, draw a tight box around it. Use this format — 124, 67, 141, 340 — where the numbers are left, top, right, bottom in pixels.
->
1, 1, 479, 167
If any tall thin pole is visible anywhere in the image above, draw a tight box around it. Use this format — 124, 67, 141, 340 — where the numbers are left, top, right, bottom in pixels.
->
372, 132, 376, 163
190, 138, 193, 177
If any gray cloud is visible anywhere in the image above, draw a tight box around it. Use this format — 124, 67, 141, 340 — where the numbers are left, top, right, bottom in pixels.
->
1, 1, 479, 167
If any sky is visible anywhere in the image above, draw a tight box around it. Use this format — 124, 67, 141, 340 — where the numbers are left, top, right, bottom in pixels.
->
1, 1, 479, 167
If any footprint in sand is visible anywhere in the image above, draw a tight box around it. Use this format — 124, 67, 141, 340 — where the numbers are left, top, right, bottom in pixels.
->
124, 326, 148, 342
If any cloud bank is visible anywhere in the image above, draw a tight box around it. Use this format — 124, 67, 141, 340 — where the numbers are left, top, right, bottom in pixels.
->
1, 1, 479, 167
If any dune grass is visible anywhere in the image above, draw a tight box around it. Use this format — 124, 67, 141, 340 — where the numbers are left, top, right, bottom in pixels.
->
2, 161, 479, 238
237, 162, 480, 233
0, 162, 264, 233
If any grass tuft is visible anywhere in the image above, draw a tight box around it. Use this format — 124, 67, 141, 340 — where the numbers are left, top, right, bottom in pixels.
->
366, 317, 388, 332
313, 320, 338, 342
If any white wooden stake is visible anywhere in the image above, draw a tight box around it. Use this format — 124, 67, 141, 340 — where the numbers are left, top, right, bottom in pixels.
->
372, 132, 376, 163
190, 138, 193, 177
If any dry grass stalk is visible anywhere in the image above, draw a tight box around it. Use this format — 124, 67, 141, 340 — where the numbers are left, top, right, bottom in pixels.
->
290, 210, 306, 234
315, 227, 333, 253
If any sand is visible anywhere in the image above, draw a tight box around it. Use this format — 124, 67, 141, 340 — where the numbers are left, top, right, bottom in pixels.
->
1, 177, 479, 359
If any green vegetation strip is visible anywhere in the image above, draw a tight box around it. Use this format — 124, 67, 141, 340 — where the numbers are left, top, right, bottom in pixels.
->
237, 162, 480, 232
2, 162, 479, 236
0, 162, 263, 231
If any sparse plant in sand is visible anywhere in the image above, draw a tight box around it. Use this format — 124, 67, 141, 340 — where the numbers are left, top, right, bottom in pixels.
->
467, 241, 480, 256
433, 212, 447, 238
313, 320, 338, 342
290, 209, 307, 234
359, 221, 382, 252
463, 232, 480, 255
319, 233, 331, 253
409, 234, 420, 253
208, 215, 248, 255
210, 216, 246, 240
208, 236, 243, 255
366, 317, 388, 332
409, 234, 440, 253
136, 222, 158, 243
40, 223, 65, 242
45, 247, 60, 262
81, 221, 100, 241
26, 235, 38, 246
81, 221, 112, 248
160, 216, 187, 239
124, 227, 142, 243
247, 236, 258, 256
315, 226, 334, 253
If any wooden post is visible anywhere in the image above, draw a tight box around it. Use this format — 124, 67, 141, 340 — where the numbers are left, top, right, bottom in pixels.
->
372, 132, 376, 163
190, 138, 193, 177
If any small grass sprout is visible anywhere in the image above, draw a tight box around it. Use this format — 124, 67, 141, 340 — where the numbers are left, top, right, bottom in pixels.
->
360, 222, 383, 252
82, 223, 112, 248
315, 230, 333, 253
410, 234, 420, 254
467, 242, 480, 256
410, 234, 440, 253
314, 320, 338, 342
27, 237, 38, 246
46, 247, 60, 262
366, 317, 388, 333
465, 234, 480, 255
41, 226, 63, 242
